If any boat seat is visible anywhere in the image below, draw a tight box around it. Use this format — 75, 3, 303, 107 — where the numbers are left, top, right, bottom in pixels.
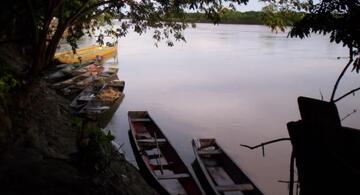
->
147, 153, 166, 159
135, 132, 151, 139
198, 149, 222, 155
137, 138, 167, 143
150, 163, 174, 170
131, 118, 151, 122
157, 173, 190, 180
78, 95, 93, 101
84, 106, 110, 111
137, 138, 167, 147
216, 184, 254, 192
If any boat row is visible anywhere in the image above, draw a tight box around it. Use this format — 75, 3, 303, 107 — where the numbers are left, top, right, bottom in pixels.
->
49, 45, 124, 127
128, 111, 264, 195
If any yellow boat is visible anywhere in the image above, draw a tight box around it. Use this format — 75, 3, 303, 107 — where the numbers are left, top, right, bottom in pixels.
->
54, 45, 117, 64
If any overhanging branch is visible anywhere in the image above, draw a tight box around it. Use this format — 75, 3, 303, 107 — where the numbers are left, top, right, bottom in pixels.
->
240, 137, 291, 156
334, 87, 360, 103
330, 45, 354, 102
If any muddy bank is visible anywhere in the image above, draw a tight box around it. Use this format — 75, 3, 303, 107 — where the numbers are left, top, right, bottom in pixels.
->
0, 79, 157, 195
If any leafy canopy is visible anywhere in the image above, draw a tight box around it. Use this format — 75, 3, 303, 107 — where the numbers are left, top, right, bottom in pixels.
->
1, 0, 249, 75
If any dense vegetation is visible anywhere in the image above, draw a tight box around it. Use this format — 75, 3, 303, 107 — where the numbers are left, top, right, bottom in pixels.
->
181, 11, 263, 24
178, 9, 304, 25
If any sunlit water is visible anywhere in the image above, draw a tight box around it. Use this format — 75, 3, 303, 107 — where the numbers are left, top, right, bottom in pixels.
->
102, 24, 360, 195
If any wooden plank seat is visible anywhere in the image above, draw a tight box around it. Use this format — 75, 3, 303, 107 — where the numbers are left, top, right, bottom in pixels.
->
150, 163, 174, 170
131, 118, 152, 122
135, 132, 152, 139
78, 95, 93, 101
216, 184, 254, 192
198, 149, 222, 155
157, 173, 190, 180
137, 138, 167, 147
137, 138, 167, 143
147, 153, 165, 159
84, 106, 110, 111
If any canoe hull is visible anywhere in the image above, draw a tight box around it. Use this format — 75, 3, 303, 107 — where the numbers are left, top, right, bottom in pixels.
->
55, 45, 117, 64
128, 129, 171, 195
128, 111, 204, 195
90, 93, 124, 128
192, 138, 264, 195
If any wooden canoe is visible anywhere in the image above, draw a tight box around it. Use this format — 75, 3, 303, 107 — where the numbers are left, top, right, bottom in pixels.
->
128, 111, 204, 195
46, 60, 95, 81
78, 78, 125, 127
54, 45, 117, 64
69, 85, 99, 110
52, 72, 92, 89
192, 138, 264, 195
61, 67, 118, 99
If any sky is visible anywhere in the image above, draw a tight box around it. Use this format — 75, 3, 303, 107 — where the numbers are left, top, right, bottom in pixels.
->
237, 0, 266, 11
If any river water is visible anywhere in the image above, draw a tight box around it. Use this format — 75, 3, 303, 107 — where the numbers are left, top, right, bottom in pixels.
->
104, 23, 360, 195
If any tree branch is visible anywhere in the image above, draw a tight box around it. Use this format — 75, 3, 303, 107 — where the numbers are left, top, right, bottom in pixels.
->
240, 137, 291, 156
330, 45, 354, 102
334, 86, 360, 102
67, 0, 114, 26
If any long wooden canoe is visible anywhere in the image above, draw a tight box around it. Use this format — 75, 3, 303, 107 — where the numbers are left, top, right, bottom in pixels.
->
128, 111, 204, 195
78, 78, 125, 128
54, 45, 117, 64
192, 138, 264, 195
46, 60, 96, 81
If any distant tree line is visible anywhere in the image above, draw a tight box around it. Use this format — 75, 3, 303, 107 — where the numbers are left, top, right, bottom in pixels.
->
172, 9, 304, 25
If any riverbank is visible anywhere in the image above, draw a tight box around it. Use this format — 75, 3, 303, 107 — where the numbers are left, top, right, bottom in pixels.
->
168, 10, 304, 25
0, 77, 158, 194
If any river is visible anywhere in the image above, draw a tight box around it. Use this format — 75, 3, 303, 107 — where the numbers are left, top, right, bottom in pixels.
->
104, 23, 359, 195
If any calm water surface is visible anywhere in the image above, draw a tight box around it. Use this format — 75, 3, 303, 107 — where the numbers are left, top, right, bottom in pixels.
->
105, 24, 360, 195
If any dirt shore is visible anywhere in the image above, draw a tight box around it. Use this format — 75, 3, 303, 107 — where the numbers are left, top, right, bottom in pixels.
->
0, 79, 157, 195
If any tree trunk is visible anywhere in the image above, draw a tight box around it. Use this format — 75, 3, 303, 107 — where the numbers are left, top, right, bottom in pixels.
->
45, 24, 67, 69
30, 16, 53, 75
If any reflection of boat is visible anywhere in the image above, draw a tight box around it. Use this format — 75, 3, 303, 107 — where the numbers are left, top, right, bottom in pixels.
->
192, 138, 264, 195
79, 77, 125, 127
128, 111, 204, 195
54, 45, 117, 64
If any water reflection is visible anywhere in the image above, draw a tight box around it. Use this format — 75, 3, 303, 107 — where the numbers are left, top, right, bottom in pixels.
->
105, 24, 358, 195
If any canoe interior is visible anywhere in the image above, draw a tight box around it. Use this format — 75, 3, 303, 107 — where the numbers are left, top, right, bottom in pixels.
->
55, 45, 117, 64
69, 85, 97, 109
129, 111, 203, 195
193, 138, 264, 195
79, 81, 125, 121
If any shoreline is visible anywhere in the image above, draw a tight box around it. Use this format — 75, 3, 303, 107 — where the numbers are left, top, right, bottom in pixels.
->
0, 70, 158, 195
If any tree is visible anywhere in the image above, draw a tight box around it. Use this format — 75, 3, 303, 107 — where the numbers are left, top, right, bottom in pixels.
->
261, 0, 360, 102
0, 0, 249, 78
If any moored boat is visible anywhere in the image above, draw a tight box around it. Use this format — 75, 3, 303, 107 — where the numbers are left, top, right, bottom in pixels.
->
52, 72, 92, 89
54, 45, 117, 64
192, 138, 264, 195
128, 111, 204, 195
78, 78, 125, 127
68, 81, 104, 110
46, 60, 96, 81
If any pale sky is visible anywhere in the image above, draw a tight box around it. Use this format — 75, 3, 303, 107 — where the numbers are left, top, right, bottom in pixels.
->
237, 0, 266, 11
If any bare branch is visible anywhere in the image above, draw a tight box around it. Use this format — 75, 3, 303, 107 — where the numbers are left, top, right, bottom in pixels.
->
240, 137, 291, 156
330, 45, 354, 102
334, 86, 360, 103
240, 138, 291, 150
